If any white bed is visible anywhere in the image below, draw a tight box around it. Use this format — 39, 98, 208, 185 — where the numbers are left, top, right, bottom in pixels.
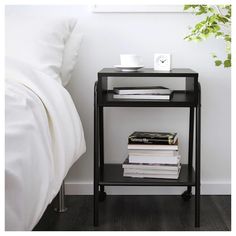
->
5, 13, 86, 231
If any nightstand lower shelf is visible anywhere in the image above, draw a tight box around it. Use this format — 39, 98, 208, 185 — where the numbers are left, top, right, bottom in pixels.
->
99, 164, 195, 186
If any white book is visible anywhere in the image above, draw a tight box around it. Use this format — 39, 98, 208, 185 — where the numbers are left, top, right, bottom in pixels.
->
114, 86, 171, 95
128, 144, 178, 151
128, 150, 178, 156
123, 171, 180, 179
123, 168, 180, 175
129, 155, 180, 164
113, 94, 170, 100
122, 158, 180, 171
128, 150, 179, 157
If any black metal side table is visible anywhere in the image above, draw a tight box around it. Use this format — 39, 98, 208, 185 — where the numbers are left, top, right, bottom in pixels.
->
94, 68, 201, 227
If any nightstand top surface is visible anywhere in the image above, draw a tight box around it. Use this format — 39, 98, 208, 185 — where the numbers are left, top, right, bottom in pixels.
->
98, 68, 198, 77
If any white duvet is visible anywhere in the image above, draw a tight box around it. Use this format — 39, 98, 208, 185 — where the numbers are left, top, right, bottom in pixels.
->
5, 58, 86, 231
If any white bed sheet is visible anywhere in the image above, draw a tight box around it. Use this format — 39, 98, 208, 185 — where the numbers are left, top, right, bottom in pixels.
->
5, 58, 86, 231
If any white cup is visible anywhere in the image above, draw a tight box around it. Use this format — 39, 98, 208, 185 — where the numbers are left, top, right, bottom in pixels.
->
120, 54, 141, 67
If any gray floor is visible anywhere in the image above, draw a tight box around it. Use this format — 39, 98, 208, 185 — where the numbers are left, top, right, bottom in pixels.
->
34, 195, 231, 231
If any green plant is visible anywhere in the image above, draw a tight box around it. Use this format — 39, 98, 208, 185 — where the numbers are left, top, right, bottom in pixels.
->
184, 5, 231, 68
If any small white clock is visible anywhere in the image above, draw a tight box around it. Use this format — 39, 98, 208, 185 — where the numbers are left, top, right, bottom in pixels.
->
154, 53, 171, 71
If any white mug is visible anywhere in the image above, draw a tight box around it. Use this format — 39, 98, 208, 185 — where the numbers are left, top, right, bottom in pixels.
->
120, 54, 141, 67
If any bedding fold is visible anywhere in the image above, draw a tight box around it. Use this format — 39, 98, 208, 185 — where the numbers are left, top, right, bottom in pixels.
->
5, 58, 86, 230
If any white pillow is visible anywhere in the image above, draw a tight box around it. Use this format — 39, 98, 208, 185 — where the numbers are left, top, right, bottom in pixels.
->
61, 21, 83, 86
5, 14, 80, 85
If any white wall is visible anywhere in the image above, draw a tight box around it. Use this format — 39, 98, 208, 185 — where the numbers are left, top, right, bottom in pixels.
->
6, 5, 231, 194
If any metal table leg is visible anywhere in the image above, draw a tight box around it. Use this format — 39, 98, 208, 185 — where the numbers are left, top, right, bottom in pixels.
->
94, 82, 99, 226
182, 107, 194, 201
195, 83, 201, 227
99, 107, 106, 201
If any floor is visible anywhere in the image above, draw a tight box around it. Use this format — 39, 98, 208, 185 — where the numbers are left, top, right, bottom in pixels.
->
34, 195, 231, 231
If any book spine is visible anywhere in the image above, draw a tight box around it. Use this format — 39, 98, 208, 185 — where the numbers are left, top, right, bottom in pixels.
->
122, 165, 179, 171
113, 94, 170, 99
123, 168, 179, 175
128, 145, 178, 150
115, 90, 171, 95
128, 138, 173, 145
129, 156, 180, 165
123, 173, 179, 179
128, 150, 177, 156
128, 151, 178, 157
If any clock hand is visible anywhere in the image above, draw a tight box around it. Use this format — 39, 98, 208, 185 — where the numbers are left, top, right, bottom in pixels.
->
160, 59, 166, 63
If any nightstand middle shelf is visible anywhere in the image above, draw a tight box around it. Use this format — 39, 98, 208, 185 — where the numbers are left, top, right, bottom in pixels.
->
99, 90, 196, 107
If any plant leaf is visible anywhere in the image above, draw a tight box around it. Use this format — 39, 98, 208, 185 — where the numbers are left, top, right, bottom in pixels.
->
212, 53, 217, 58
224, 60, 231, 67
184, 5, 191, 10
215, 60, 222, 66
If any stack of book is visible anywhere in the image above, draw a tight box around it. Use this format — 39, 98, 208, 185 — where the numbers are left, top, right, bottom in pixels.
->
113, 86, 172, 100
123, 131, 181, 179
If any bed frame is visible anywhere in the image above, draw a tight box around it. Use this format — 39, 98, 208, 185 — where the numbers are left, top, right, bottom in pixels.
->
54, 181, 67, 212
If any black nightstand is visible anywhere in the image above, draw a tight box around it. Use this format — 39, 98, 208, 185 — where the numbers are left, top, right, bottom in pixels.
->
94, 68, 201, 227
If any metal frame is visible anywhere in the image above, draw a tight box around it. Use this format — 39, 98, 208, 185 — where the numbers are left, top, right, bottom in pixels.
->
54, 181, 68, 213
195, 82, 201, 227
94, 82, 99, 226
94, 75, 201, 227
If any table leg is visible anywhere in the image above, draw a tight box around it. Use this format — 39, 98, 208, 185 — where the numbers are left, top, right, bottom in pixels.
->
99, 107, 105, 196
187, 107, 194, 194
195, 100, 201, 227
94, 82, 99, 226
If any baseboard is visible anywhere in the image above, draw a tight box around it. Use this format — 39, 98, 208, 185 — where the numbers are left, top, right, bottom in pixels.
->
65, 181, 231, 195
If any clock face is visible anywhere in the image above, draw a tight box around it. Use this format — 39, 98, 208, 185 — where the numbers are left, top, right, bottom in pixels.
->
156, 56, 168, 66
154, 54, 171, 71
